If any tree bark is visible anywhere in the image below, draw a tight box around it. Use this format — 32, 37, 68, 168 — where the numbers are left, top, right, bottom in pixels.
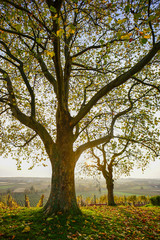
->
107, 180, 116, 206
106, 167, 116, 206
43, 158, 81, 216
43, 109, 81, 216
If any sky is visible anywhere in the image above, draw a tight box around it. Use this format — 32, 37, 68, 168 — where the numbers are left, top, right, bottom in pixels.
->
0, 155, 160, 179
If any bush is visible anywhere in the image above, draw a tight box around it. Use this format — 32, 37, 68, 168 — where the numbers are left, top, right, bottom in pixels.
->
37, 194, 44, 207
150, 195, 160, 206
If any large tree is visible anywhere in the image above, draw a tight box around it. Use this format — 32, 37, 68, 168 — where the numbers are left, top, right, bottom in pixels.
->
0, 0, 160, 215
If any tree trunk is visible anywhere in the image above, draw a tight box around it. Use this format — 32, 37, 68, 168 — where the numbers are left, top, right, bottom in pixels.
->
107, 180, 116, 206
106, 167, 116, 206
43, 159, 81, 216
43, 109, 81, 216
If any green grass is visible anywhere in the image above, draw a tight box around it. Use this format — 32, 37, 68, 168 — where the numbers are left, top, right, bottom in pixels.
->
0, 185, 14, 189
114, 191, 142, 196
77, 190, 144, 198
0, 205, 159, 240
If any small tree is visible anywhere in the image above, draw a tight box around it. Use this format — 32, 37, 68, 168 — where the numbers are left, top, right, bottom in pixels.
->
85, 85, 160, 206
6, 194, 19, 208
37, 194, 44, 207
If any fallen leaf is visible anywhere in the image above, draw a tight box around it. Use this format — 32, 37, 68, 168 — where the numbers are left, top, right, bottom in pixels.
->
22, 226, 30, 233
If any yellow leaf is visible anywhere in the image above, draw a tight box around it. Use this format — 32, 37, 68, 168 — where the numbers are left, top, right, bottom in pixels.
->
69, 29, 75, 34
22, 226, 30, 233
56, 29, 64, 37
108, 16, 112, 23
72, 57, 76, 61
46, 50, 55, 57
143, 35, 151, 39
117, 18, 126, 24
120, 33, 131, 40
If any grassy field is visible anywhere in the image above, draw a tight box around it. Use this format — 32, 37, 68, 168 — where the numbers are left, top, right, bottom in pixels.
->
76, 190, 143, 199
0, 205, 159, 239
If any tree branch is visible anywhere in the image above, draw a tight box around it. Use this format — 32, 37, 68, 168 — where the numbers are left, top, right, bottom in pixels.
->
148, 0, 155, 45
113, 136, 159, 157
71, 41, 160, 127
11, 133, 37, 148
75, 134, 112, 161
1, 0, 51, 34
0, 27, 46, 51
0, 68, 56, 157
0, 41, 36, 118
35, 53, 57, 94
71, 39, 121, 58
132, 76, 160, 92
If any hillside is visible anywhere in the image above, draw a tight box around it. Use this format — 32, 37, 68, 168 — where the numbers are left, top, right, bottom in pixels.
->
0, 205, 160, 239
0, 177, 159, 196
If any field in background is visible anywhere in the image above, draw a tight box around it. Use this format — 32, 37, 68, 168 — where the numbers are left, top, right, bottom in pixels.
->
0, 177, 159, 207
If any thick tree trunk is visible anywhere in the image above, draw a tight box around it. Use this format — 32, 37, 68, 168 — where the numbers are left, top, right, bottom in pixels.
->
43, 109, 81, 216
43, 158, 81, 216
107, 180, 116, 206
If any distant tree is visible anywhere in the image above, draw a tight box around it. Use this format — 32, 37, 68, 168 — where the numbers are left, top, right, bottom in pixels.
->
84, 86, 160, 206
88, 126, 160, 205
0, 0, 160, 216
30, 185, 36, 193
24, 188, 30, 194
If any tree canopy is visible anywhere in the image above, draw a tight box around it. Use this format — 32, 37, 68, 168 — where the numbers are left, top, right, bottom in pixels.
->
0, 0, 160, 215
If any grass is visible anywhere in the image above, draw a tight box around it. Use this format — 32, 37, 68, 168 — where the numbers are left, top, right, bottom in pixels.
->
0, 205, 159, 240
0, 185, 14, 189
77, 190, 142, 198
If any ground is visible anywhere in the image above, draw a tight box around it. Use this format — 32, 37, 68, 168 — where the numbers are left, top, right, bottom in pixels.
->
0, 205, 159, 239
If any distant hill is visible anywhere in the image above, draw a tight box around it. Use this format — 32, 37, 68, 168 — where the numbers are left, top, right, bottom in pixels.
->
0, 177, 160, 197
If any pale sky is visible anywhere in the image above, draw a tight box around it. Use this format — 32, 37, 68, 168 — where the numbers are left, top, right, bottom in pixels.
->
0, 156, 160, 179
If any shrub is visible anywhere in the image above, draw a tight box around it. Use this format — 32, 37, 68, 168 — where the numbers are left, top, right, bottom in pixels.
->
0, 201, 6, 208
127, 195, 137, 204
37, 194, 44, 207
0, 194, 19, 209
150, 195, 160, 206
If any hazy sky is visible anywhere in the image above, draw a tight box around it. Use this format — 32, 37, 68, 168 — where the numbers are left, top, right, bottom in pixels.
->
0, 155, 160, 179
